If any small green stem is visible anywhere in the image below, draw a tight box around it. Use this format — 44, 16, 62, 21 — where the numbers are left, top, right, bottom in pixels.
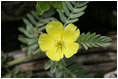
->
7, 56, 26, 66
7, 53, 38, 67
63, 7, 77, 27
63, 66, 77, 78
60, 59, 77, 78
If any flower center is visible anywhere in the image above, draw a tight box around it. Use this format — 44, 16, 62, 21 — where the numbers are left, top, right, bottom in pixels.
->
57, 42, 62, 48
56, 41, 64, 49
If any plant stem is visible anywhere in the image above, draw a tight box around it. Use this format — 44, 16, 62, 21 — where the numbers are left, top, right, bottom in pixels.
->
63, 6, 77, 27
60, 59, 77, 78
63, 66, 77, 78
7, 53, 38, 67
7, 56, 26, 66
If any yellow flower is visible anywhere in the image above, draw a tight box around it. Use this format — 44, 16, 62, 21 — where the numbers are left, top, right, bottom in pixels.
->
38, 21, 80, 61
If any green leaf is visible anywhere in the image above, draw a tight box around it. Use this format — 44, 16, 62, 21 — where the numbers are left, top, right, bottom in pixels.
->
67, 18, 79, 24
65, 56, 75, 65
27, 13, 37, 25
62, 2, 70, 16
90, 34, 101, 42
73, 5, 87, 13
50, 62, 57, 73
70, 12, 85, 19
36, 1, 51, 16
58, 1, 88, 26
44, 60, 53, 70
76, 1, 89, 7
50, 17, 58, 21
71, 1, 76, 6
60, 60, 67, 67
78, 33, 85, 42
27, 43, 38, 54
36, 1, 64, 16
18, 35, 36, 45
66, 2, 73, 11
31, 10, 40, 20
77, 32, 112, 50
69, 63, 83, 71
81, 42, 88, 50
51, 1, 64, 12
23, 18, 32, 26
33, 48, 40, 55
19, 10, 56, 55
18, 27, 34, 38
64, 71, 68, 78
42, 8, 56, 18
96, 36, 107, 42
57, 10, 66, 23
81, 32, 90, 42
18, 27, 26, 33
26, 24, 34, 34
56, 68, 62, 78
101, 37, 112, 42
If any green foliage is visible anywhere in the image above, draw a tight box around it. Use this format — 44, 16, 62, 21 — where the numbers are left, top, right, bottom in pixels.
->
64, 56, 94, 78
3, 68, 32, 78
18, 10, 58, 55
44, 60, 65, 78
77, 32, 112, 50
18, 1, 112, 78
36, 1, 64, 16
58, 1, 88, 26
44, 60, 53, 70
55, 65, 63, 77
44, 57, 94, 78
1, 51, 32, 78
1, 51, 9, 77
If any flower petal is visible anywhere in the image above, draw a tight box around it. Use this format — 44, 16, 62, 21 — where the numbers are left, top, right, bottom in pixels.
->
63, 24, 80, 42
46, 48, 64, 61
63, 43, 79, 58
38, 33, 55, 51
46, 21, 63, 37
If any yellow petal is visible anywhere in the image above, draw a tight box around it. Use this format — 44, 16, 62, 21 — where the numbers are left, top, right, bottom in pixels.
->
46, 48, 64, 61
38, 33, 55, 52
63, 24, 80, 42
63, 43, 79, 58
46, 21, 63, 37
